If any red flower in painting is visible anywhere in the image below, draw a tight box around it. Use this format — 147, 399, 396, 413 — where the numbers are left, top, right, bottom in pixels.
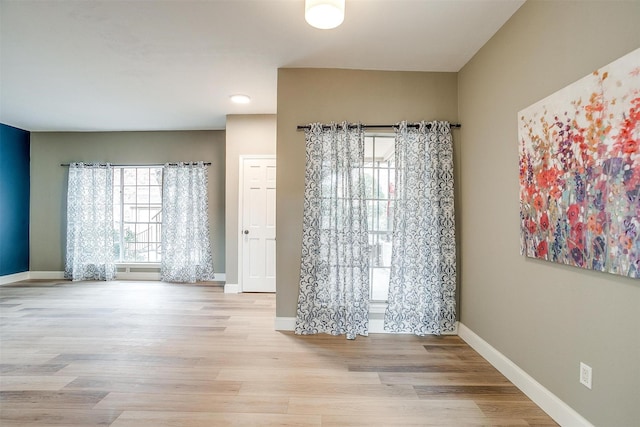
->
540, 212, 550, 231
535, 168, 560, 189
567, 204, 580, 225
526, 219, 537, 234
622, 139, 638, 154
533, 195, 544, 211
549, 186, 563, 201
536, 240, 548, 258
570, 222, 586, 251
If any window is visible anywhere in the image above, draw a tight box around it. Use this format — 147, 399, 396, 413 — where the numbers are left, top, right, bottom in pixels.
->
113, 167, 163, 262
364, 135, 395, 301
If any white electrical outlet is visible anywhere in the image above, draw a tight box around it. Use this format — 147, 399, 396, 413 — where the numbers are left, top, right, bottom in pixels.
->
580, 362, 592, 389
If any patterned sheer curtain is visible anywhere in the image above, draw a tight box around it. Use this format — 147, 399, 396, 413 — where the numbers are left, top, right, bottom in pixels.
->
65, 163, 116, 281
161, 162, 215, 283
384, 121, 457, 335
295, 123, 370, 339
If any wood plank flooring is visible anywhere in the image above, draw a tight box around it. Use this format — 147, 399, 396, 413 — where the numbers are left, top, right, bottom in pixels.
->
0, 280, 558, 426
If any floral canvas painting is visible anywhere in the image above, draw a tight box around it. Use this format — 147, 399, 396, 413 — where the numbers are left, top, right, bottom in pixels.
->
519, 48, 640, 278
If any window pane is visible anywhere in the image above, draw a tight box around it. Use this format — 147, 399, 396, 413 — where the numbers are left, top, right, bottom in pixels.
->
137, 186, 149, 204
373, 168, 381, 198
123, 168, 137, 185
123, 186, 136, 203
149, 206, 162, 222
135, 224, 147, 242
364, 134, 395, 302
369, 233, 380, 266
135, 243, 148, 262
137, 168, 150, 185
149, 186, 162, 204
123, 205, 136, 222
371, 268, 390, 301
136, 208, 149, 223
148, 244, 160, 262
363, 169, 374, 198
123, 224, 135, 244
150, 168, 163, 185
364, 136, 375, 160
149, 223, 161, 243
379, 236, 392, 266
124, 240, 135, 260
112, 222, 122, 258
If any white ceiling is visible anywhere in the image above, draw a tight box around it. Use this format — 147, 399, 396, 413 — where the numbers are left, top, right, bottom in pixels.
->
0, 0, 524, 132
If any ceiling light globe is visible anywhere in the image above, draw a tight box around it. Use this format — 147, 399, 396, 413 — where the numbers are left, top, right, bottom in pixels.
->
305, 0, 345, 30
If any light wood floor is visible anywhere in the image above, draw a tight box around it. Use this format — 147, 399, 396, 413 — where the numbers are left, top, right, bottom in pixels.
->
0, 280, 558, 426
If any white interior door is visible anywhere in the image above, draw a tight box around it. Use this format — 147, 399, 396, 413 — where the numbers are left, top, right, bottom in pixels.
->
240, 157, 276, 292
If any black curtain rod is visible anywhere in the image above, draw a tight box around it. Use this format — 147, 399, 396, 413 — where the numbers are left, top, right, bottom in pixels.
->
60, 162, 212, 167
296, 122, 461, 131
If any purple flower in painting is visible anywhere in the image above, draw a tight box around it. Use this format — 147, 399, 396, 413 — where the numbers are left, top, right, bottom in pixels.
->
592, 236, 606, 257
574, 173, 585, 203
592, 260, 603, 271
593, 192, 605, 211
552, 220, 566, 261
586, 165, 594, 180
624, 218, 637, 239
558, 139, 574, 171
571, 247, 584, 266
603, 157, 624, 176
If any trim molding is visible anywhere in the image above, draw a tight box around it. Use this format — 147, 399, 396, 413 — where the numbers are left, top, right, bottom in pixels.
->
458, 323, 593, 427
29, 271, 65, 280
1, 271, 226, 284
224, 283, 240, 294
274, 316, 296, 331
0, 271, 30, 285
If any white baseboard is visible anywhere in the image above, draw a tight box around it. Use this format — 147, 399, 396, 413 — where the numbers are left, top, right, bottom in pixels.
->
458, 323, 593, 427
29, 271, 65, 280
1, 271, 226, 284
224, 283, 239, 293
24, 269, 161, 281
0, 271, 30, 285
274, 316, 296, 331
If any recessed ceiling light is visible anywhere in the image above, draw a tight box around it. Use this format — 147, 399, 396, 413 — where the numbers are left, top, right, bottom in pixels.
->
230, 94, 251, 104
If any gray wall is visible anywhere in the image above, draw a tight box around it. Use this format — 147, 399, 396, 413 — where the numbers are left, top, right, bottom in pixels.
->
458, 1, 640, 426
30, 131, 225, 273
276, 68, 458, 317
225, 114, 277, 285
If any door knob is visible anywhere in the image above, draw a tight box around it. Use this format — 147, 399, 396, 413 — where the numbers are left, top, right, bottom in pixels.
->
243, 230, 249, 234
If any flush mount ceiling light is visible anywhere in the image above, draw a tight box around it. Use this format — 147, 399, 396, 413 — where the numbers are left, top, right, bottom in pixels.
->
305, 0, 345, 30
230, 94, 251, 104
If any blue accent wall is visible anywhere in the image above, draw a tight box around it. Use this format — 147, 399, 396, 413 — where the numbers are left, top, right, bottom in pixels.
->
0, 123, 30, 276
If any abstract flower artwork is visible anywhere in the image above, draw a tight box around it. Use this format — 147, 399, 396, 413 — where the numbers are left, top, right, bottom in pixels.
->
518, 48, 640, 278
